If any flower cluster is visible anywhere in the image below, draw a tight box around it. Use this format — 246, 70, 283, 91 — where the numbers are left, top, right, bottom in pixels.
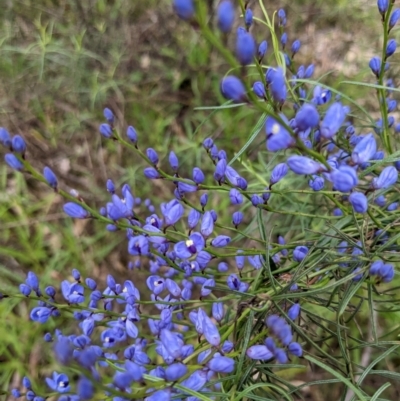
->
1, 1, 400, 400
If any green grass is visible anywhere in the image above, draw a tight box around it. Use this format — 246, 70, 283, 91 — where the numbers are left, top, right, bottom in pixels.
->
0, 0, 399, 399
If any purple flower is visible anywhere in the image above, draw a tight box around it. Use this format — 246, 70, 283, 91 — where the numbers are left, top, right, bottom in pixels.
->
246, 345, 273, 360
379, 263, 395, 282
372, 166, 398, 189
61, 281, 85, 303
144, 167, 160, 179
220, 76, 247, 103
200, 308, 221, 346
169, 151, 179, 171
174, 232, 205, 259
63, 203, 90, 219
77, 376, 94, 400
162, 200, 184, 226
12, 135, 26, 153
270, 163, 288, 185
294, 104, 319, 131
245, 8, 253, 26
312, 86, 331, 105
201, 278, 215, 297
30, 307, 52, 323
160, 329, 183, 359
45, 372, 70, 393
329, 165, 358, 192
173, 0, 195, 20
389, 8, 400, 30
193, 167, 205, 184
0, 127, 11, 147
165, 362, 188, 381
5, 153, 23, 170
208, 356, 235, 373
99, 123, 113, 138
349, 192, 368, 213
103, 107, 114, 124
320, 102, 346, 139
229, 188, 243, 204
386, 39, 397, 57
217, 0, 235, 33
26, 271, 39, 291
211, 235, 231, 247
235, 29, 256, 65
351, 133, 377, 165
201, 211, 214, 237
253, 81, 266, 98
305, 64, 315, 78
127, 126, 138, 143
258, 40, 268, 59
146, 148, 159, 165
265, 116, 295, 151
214, 158, 227, 182
128, 235, 149, 255
288, 342, 303, 357
180, 370, 208, 392
378, 0, 389, 14
287, 156, 326, 175
309, 176, 324, 191
293, 246, 308, 262
288, 303, 301, 320
269, 67, 287, 103
291, 39, 301, 55
275, 348, 288, 364
232, 211, 243, 227
369, 57, 381, 76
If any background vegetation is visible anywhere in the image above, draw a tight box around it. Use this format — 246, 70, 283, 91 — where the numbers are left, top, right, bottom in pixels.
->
0, 0, 399, 400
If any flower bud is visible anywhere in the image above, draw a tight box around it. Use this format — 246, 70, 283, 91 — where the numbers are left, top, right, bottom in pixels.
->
63, 203, 90, 219
217, 0, 235, 33
235, 30, 256, 65
43, 167, 58, 189
378, 0, 389, 14
12, 135, 26, 154
173, 0, 195, 21
253, 81, 266, 98
389, 8, 400, 30
349, 192, 368, 214
258, 40, 268, 59
127, 126, 138, 143
244, 9, 253, 27
99, 123, 113, 138
287, 156, 325, 175
220, 76, 247, 103
5, 153, 23, 171
103, 107, 114, 124
294, 103, 319, 131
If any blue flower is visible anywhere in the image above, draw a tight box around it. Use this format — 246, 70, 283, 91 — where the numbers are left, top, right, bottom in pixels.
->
270, 163, 288, 185
265, 115, 295, 151
103, 107, 114, 124
174, 232, 205, 259
329, 166, 358, 192
246, 345, 273, 360
349, 192, 368, 213
372, 166, 398, 189
320, 102, 346, 138
294, 103, 319, 131
269, 67, 287, 103
30, 307, 52, 323
220, 76, 247, 102
63, 202, 90, 219
217, 0, 235, 33
287, 156, 326, 175
11, 135, 26, 154
5, 153, 23, 171
45, 372, 70, 393
351, 133, 377, 165
173, 0, 195, 20
235, 29, 256, 65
